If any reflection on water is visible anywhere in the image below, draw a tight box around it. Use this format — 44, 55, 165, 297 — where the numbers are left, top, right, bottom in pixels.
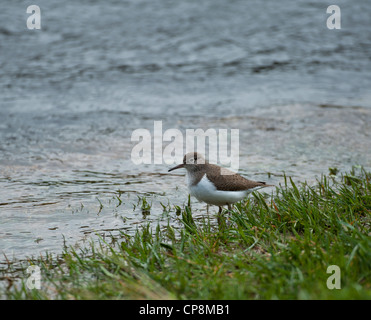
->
0, 0, 370, 260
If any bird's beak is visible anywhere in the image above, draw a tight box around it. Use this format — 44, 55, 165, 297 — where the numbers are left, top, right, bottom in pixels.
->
168, 164, 185, 172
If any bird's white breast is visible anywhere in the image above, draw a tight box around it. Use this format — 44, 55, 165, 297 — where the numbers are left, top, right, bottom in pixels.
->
187, 174, 249, 206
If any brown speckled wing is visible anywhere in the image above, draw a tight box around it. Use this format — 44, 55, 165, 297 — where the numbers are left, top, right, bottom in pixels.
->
205, 164, 268, 191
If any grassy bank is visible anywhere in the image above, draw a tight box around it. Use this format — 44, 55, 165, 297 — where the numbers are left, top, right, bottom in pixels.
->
2, 167, 371, 299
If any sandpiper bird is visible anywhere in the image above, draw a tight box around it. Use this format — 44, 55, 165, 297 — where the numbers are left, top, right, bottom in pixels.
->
168, 152, 273, 215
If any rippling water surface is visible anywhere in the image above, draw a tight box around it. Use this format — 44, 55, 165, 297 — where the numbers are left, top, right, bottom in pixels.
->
1, 0, 370, 260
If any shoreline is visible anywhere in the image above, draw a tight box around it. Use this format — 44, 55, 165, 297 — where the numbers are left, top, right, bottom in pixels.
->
1, 166, 370, 299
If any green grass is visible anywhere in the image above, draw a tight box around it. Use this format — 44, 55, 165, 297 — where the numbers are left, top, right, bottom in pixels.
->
2, 167, 371, 299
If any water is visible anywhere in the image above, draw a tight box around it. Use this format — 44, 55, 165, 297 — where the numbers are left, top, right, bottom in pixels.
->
1, 0, 370, 261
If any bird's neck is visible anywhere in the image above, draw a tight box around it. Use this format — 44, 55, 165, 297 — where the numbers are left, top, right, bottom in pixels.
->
186, 166, 206, 187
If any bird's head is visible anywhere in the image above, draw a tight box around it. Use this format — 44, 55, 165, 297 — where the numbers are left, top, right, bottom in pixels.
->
168, 152, 206, 172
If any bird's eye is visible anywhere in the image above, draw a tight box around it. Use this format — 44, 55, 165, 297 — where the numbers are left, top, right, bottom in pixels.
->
189, 158, 194, 163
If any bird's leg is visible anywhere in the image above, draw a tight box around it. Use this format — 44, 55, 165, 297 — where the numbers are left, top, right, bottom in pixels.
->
226, 204, 232, 226
207, 204, 209, 214
217, 206, 222, 225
